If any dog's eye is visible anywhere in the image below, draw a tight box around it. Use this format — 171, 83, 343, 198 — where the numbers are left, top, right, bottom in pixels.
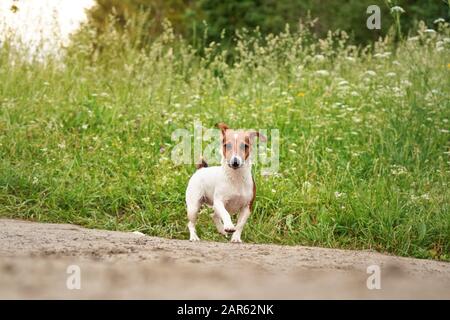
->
240, 143, 249, 151
224, 143, 232, 150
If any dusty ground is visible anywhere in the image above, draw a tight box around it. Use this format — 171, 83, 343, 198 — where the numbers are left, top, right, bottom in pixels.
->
0, 218, 449, 299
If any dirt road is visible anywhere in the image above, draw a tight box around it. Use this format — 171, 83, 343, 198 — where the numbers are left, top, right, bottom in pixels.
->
0, 218, 449, 299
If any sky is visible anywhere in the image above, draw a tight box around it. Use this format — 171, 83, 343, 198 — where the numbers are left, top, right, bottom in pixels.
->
0, 0, 95, 58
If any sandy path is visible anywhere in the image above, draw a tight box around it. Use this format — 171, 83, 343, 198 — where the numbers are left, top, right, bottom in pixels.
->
0, 218, 449, 299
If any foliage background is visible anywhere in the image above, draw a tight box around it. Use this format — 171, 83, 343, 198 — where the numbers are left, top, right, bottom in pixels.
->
0, 0, 449, 261
88, 0, 449, 46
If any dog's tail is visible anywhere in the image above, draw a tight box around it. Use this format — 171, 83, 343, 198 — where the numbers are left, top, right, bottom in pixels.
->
195, 158, 208, 170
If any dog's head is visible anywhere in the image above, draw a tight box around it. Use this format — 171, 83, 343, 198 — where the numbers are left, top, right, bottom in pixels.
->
216, 122, 267, 170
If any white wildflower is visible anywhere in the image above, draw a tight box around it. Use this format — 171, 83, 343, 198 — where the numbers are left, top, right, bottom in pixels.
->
391, 165, 408, 176
334, 191, 346, 198
421, 194, 430, 200
314, 54, 325, 61
303, 181, 312, 190
390, 6, 405, 14
365, 70, 377, 77
315, 70, 330, 76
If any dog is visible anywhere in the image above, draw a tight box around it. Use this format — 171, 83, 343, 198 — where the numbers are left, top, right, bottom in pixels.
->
185, 122, 266, 243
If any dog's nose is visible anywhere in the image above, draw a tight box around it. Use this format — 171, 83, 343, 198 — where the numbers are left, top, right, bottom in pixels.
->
229, 156, 242, 169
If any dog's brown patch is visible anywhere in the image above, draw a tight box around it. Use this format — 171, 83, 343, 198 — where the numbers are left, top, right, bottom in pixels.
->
216, 123, 265, 164
195, 158, 208, 170
250, 177, 256, 210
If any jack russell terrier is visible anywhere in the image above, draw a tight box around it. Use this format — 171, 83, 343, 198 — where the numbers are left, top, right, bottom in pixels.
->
185, 123, 266, 243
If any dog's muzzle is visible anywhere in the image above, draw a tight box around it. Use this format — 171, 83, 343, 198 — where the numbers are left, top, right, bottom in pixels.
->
229, 156, 243, 169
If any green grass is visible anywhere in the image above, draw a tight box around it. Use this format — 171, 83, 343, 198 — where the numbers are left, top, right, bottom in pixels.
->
0, 20, 449, 261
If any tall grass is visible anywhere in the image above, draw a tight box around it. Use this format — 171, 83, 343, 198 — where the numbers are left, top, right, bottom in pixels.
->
0, 16, 449, 260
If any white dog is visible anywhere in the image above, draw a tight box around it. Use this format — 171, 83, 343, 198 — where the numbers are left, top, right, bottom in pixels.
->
185, 123, 266, 243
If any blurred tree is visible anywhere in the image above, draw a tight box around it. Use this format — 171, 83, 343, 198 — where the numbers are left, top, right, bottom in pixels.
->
86, 0, 450, 47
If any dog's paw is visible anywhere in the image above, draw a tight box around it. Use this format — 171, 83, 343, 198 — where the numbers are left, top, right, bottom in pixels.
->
189, 234, 200, 242
230, 237, 242, 243
223, 225, 236, 234
224, 227, 236, 233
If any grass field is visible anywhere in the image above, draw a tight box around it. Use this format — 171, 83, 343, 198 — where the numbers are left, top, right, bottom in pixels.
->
0, 19, 449, 261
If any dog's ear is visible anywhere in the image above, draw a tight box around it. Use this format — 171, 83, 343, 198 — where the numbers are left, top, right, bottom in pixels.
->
216, 122, 229, 136
248, 130, 267, 143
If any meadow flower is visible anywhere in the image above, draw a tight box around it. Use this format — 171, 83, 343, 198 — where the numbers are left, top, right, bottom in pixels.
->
391, 165, 408, 176
374, 52, 391, 59
421, 193, 430, 200
315, 70, 330, 76
81, 124, 88, 130
302, 181, 312, 190
297, 92, 305, 97
313, 54, 325, 61
386, 72, 396, 77
401, 80, 412, 87
447, 63, 450, 69
434, 18, 445, 24
390, 6, 405, 14
334, 191, 346, 198
57, 142, 66, 149
364, 70, 377, 77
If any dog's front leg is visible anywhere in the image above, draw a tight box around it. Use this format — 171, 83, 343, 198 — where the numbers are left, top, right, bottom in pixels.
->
213, 200, 235, 233
231, 206, 251, 243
